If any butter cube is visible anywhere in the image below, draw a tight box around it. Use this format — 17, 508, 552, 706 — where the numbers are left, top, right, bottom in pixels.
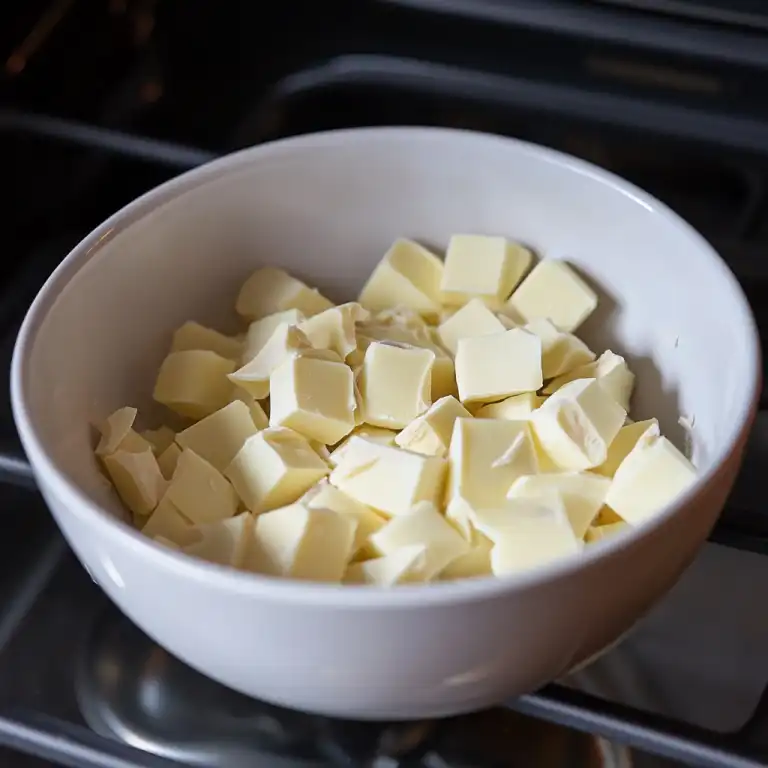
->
236, 266, 333, 321
505, 259, 598, 333
544, 350, 635, 410
531, 377, 625, 470
154, 350, 235, 420
446, 418, 538, 512
141, 496, 199, 546
224, 427, 329, 514
298, 302, 369, 361
440, 235, 532, 308
302, 480, 385, 556
359, 341, 434, 429
184, 512, 253, 567
176, 400, 259, 472
343, 544, 428, 586
171, 321, 242, 361
103, 446, 167, 518
166, 449, 239, 525
507, 472, 611, 537
228, 389, 269, 430
250, 504, 356, 582
95, 406, 140, 456
474, 393, 544, 421
157, 442, 182, 479
242, 309, 306, 362
395, 396, 472, 457
269, 355, 356, 444
586, 521, 630, 543
455, 328, 542, 404
605, 429, 697, 524
438, 533, 493, 580
524, 318, 595, 379
593, 418, 658, 477
329, 437, 447, 516
328, 427, 398, 467
140, 425, 176, 455
369, 502, 469, 580
436, 298, 507, 355
358, 239, 444, 318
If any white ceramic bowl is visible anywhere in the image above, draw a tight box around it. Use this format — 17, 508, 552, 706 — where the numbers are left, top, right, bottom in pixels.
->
11, 127, 760, 720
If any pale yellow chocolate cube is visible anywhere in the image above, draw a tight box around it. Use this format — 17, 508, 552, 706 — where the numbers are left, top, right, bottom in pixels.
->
184, 512, 253, 567
236, 266, 333, 321
140, 425, 176, 455
474, 393, 545, 421
395, 395, 472, 457
242, 309, 306, 363
586, 521, 630, 543
328, 426, 398, 467
269, 355, 356, 444
171, 320, 242, 361
438, 533, 493, 580
141, 495, 199, 545
593, 418, 658, 477
436, 297, 507, 356
156, 442, 182, 479
224, 427, 329, 514
103, 446, 167, 518
298, 302, 369, 361
228, 388, 269, 430
95, 406, 140, 456
440, 235, 532, 308
524, 318, 595, 379
343, 544, 428, 586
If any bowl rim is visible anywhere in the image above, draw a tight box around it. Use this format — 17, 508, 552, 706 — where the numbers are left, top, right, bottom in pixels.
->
10, 126, 762, 608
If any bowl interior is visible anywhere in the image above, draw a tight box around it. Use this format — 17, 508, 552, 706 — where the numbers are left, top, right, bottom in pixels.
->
16, 128, 757, 523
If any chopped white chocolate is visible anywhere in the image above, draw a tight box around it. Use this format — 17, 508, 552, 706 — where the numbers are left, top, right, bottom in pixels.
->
395, 396, 472, 457
141, 496, 199, 546
373, 306, 429, 330
455, 328, 542, 404
605, 427, 697, 525
474, 393, 544, 421
440, 235, 532, 308
446, 418, 538, 512
165, 449, 239, 525
507, 472, 611, 538
524, 318, 595, 379
183, 512, 253, 567
544, 350, 635, 411
224, 427, 329, 514
250, 503, 356, 581
242, 309, 306, 362
369, 502, 469, 580
157, 442, 182, 479
95, 407, 139, 456
359, 341, 434, 428
176, 400, 259, 473
171, 321, 242, 360
586, 521, 630, 543
505, 259, 597, 333
102, 446, 167, 518
593, 418, 658, 477
154, 350, 235, 420
236, 266, 333, 321
269, 355, 356, 444
358, 239, 444, 318
344, 544, 427, 586
228, 389, 269, 430
531, 377, 626, 470
436, 298, 507, 355
298, 302, 369, 360
309, 440, 332, 463
302, 480, 385, 556
140, 425, 176, 455
328, 427, 398, 467
438, 533, 493, 580
329, 437, 447, 516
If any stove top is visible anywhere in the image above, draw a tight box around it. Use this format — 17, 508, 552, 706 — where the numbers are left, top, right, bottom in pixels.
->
5, 1, 768, 766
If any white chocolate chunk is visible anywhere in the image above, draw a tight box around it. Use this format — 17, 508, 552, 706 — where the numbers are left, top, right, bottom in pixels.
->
469, 492, 567, 542
474, 393, 544, 421
250, 503, 356, 582
309, 440, 332, 463
236, 266, 333, 321
140, 426, 176, 455
269, 355, 356, 444
505, 259, 597, 332
228, 389, 269, 430
344, 544, 427, 586
224, 427, 329, 514
369, 502, 469, 580
298, 302, 369, 361
102, 446, 167, 518
524, 318, 595, 379
586, 521, 630, 543
359, 341, 434, 429
302, 480, 385, 556
166, 448, 239, 525
171, 321, 242, 361
531, 378, 626, 470
395, 396, 472, 457
328, 427, 398, 467
141, 496, 199, 546
544, 350, 635, 411
373, 306, 429, 331
438, 533, 493, 579
436, 298, 507, 356
358, 239, 444, 318
593, 418, 658, 477
507, 472, 611, 538
154, 350, 235, 420
184, 512, 253, 567
176, 400, 259, 473
157, 443, 182, 480
441, 235, 532, 309
446, 419, 538, 512
95, 407, 139, 456
455, 328, 542, 404
242, 309, 306, 362
329, 437, 447, 516
605, 428, 696, 524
